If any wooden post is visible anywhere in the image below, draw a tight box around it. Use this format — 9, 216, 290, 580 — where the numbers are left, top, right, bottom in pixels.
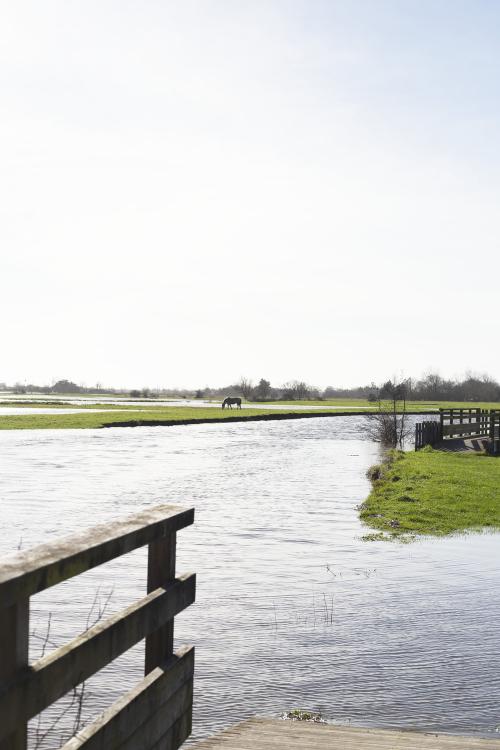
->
0, 600, 29, 750
145, 532, 176, 674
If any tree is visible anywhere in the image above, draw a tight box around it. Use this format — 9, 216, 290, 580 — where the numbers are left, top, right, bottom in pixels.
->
417, 372, 445, 399
253, 378, 271, 401
366, 379, 411, 448
51, 380, 81, 393
236, 377, 253, 400
281, 380, 310, 400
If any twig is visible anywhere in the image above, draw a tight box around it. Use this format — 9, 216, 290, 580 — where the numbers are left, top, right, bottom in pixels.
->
31, 587, 114, 749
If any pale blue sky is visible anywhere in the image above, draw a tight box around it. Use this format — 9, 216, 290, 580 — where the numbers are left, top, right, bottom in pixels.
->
2, 1, 499, 389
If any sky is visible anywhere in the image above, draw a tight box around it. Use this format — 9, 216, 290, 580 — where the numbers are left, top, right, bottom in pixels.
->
2, 1, 500, 390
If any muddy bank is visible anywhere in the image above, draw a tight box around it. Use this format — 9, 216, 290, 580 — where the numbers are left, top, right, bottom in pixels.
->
101, 410, 436, 429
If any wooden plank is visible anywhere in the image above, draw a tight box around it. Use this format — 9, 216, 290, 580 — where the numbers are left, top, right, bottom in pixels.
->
0, 574, 195, 742
0, 504, 194, 608
0, 600, 29, 750
61, 645, 194, 750
119, 680, 192, 750
149, 710, 192, 750
146, 533, 176, 674
192, 718, 500, 750
442, 422, 482, 436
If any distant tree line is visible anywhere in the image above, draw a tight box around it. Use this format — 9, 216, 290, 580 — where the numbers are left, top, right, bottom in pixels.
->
377, 372, 500, 403
3, 380, 119, 395
206, 372, 500, 402
2, 371, 500, 402
191, 379, 322, 402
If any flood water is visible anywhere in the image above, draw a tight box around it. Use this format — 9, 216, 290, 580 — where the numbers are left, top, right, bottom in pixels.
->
0, 395, 375, 412
0, 417, 499, 748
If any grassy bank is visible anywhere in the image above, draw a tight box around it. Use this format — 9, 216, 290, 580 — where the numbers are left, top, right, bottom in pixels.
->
0, 407, 354, 430
360, 448, 500, 541
2, 398, 500, 429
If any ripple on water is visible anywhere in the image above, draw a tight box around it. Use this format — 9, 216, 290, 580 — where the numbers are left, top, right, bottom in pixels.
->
0, 417, 498, 747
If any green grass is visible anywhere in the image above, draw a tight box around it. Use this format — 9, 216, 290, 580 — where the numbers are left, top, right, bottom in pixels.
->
3, 397, 500, 413
0, 400, 144, 410
2, 397, 500, 429
360, 448, 500, 541
256, 398, 500, 411
0, 407, 340, 430
253, 398, 375, 407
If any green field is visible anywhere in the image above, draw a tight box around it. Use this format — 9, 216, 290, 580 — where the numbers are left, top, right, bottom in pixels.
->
0, 400, 153, 410
254, 398, 500, 411
360, 448, 500, 541
0, 407, 341, 430
1, 396, 500, 430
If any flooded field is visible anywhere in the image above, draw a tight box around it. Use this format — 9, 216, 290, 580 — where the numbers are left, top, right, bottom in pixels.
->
0, 417, 498, 747
0, 394, 373, 413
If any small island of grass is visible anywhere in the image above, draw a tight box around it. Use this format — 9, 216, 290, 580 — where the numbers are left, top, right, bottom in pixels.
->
361, 447, 500, 541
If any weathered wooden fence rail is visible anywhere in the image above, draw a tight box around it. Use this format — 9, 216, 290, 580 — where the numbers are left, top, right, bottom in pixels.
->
440, 408, 500, 453
440, 408, 489, 438
415, 409, 500, 453
0, 504, 195, 750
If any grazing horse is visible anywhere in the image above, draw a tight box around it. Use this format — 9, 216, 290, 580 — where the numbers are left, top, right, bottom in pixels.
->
222, 396, 242, 409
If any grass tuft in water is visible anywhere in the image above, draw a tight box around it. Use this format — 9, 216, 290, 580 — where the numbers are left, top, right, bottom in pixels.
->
281, 709, 326, 723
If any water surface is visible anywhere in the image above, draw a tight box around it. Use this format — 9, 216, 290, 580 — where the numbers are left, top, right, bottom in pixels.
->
0, 418, 498, 747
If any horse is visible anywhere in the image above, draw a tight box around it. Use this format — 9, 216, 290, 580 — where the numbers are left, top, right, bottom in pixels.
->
222, 396, 242, 409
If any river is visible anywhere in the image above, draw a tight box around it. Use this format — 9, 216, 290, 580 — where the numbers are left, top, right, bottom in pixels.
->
0, 417, 498, 748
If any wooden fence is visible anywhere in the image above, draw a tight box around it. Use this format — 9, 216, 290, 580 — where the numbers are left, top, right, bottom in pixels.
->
414, 421, 441, 451
439, 408, 490, 439
440, 409, 500, 452
415, 409, 500, 453
0, 504, 195, 750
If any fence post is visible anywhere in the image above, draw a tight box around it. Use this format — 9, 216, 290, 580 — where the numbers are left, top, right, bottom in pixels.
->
145, 532, 177, 674
0, 600, 29, 750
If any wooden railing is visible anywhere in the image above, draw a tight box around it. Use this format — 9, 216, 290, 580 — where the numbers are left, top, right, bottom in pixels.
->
0, 504, 195, 750
485, 411, 500, 455
439, 408, 490, 439
415, 409, 500, 453
435, 409, 500, 454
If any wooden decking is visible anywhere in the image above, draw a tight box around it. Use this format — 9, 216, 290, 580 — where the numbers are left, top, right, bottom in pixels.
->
193, 718, 500, 749
437, 436, 490, 452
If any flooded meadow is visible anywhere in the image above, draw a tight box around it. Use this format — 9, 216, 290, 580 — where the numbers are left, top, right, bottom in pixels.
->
0, 417, 498, 747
